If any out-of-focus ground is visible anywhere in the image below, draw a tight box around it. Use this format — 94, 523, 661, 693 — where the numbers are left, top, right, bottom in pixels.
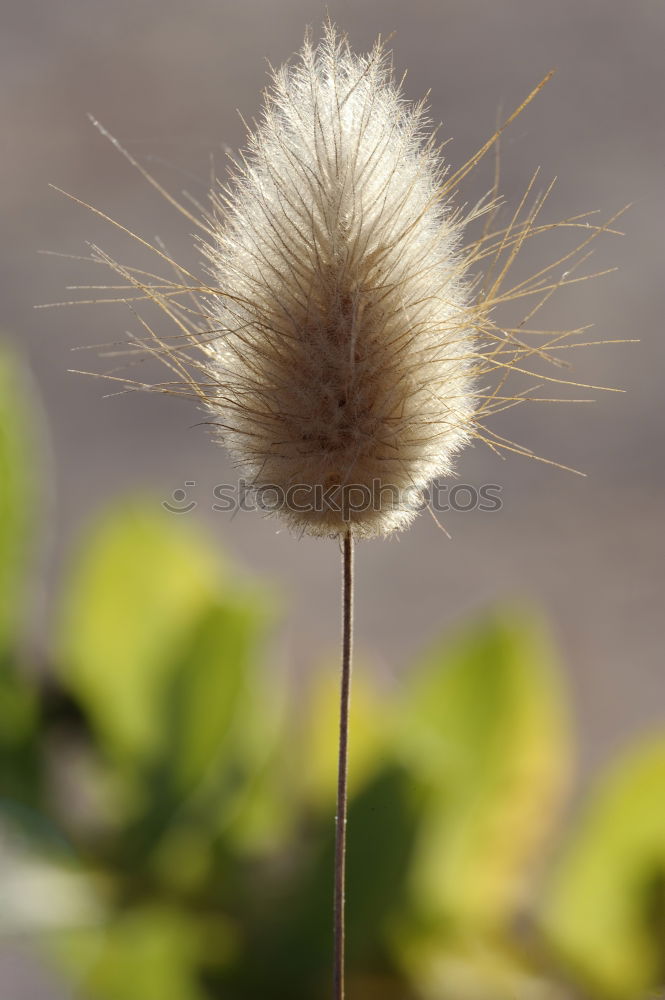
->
1, 1, 663, 993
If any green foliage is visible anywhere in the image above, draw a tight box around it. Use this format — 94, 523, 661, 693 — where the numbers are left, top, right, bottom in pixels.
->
392, 613, 572, 998
1, 344, 664, 1000
544, 739, 665, 998
56, 905, 219, 1000
57, 502, 227, 764
0, 343, 40, 811
402, 612, 570, 932
0, 342, 36, 656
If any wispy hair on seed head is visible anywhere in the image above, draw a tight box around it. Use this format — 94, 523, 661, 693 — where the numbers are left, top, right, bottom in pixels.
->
48, 22, 629, 539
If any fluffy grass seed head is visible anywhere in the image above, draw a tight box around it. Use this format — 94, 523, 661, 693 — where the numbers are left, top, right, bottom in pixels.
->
203, 27, 475, 539
59, 24, 625, 540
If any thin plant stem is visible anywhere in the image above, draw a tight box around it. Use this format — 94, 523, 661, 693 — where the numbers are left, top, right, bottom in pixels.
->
334, 527, 354, 1000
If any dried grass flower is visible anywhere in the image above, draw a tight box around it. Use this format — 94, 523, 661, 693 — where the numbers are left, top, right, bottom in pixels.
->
55, 22, 625, 541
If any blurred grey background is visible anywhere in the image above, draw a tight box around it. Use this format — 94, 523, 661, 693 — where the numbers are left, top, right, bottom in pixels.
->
2, 0, 663, 807
1, 0, 663, 994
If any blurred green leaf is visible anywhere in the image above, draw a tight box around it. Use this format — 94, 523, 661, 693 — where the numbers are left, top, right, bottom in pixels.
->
345, 766, 420, 965
216, 662, 291, 855
55, 905, 225, 1000
121, 597, 267, 858
160, 598, 264, 796
400, 608, 571, 933
0, 341, 36, 655
56, 503, 226, 763
0, 668, 39, 804
297, 660, 387, 811
221, 765, 417, 1000
397, 933, 563, 1000
0, 342, 41, 807
543, 738, 665, 999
